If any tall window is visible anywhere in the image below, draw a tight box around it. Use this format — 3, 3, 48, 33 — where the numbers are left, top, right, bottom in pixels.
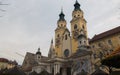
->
99, 52, 103, 60
74, 24, 77, 29
74, 15, 76, 18
108, 40, 112, 45
84, 41, 86, 44
93, 54, 97, 59
61, 24, 63, 27
65, 34, 67, 40
82, 25, 85, 29
80, 41, 81, 44
57, 34, 59, 37
92, 45, 95, 48
98, 43, 102, 47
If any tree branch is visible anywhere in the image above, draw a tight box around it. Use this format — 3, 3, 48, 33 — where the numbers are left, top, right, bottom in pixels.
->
0, 9, 6, 12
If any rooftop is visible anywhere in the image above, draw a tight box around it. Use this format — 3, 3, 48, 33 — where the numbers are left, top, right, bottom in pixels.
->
90, 26, 120, 43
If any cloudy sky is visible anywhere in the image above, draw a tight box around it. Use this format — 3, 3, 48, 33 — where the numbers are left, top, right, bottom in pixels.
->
0, 0, 120, 65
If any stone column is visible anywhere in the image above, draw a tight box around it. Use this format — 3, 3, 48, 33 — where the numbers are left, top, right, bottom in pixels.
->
54, 64, 56, 75
58, 65, 60, 73
47, 66, 51, 73
54, 63, 61, 75
56, 64, 58, 74
57, 64, 60, 73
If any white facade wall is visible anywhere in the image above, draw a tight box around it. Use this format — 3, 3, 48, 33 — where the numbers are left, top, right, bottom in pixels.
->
62, 31, 72, 57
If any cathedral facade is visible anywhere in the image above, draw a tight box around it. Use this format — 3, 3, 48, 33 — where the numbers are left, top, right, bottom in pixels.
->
22, 1, 93, 75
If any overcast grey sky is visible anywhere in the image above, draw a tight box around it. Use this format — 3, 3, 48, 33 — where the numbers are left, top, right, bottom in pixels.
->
0, 0, 120, 64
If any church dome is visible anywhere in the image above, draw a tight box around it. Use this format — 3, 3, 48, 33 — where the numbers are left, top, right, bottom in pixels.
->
74, 0, 81, 11
36, 48, 41, 55
36, 51, 41, 55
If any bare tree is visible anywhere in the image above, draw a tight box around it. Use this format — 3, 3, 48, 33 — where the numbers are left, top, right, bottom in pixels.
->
0, 0, 8, 17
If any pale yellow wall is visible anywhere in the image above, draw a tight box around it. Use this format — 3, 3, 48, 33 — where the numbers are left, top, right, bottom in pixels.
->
55, 28, 66, 57
55, 28, 65, 39
0, 62, 8, 69
90, 32, 120, 71
57, 20, 66, 27
90, 33, 120, 54
71, 39, 78, 53
72, 10, 84, 19
7, 64, 15, 69
55, 14, 68, 57
71, 19, 87, 35
0, 62, 15, 70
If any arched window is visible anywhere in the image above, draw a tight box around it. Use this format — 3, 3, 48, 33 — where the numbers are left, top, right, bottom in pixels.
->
84, 41, 86, 44
61, 24, 63, 27
57, 34, 59, 37
82, 25, 85, 29
74, 15, 76, 18
74, 24, 77, 29
65, 34, 67, 40
80, 41, 81, 44
64, 49, 69, 57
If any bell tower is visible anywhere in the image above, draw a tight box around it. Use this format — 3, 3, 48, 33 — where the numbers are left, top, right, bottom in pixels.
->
55, 9, 67, 57
71, 0, 88, 53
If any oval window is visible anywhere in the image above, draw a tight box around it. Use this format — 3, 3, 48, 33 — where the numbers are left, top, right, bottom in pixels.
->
64, 49, 69, 57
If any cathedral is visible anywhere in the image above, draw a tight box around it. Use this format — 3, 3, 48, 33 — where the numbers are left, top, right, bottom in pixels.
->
22, 0, 93, 75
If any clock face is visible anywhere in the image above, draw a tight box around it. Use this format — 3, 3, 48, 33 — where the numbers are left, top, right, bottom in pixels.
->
64, 49, 69, 57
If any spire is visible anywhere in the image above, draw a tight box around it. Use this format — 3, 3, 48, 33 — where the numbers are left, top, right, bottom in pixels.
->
74, 0, 81, 11
76, 0, 78, 3
58, 7, 65, 21
61, 6, 63, 13
38, 47, 40, 51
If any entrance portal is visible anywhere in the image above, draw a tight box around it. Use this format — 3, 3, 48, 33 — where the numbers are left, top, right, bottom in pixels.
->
67, 67, 71, 75
60, 68, 62, 75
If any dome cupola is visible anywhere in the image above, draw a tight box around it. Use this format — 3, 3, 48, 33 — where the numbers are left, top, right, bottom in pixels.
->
36, 48, 41, 55
74, 0, 81, 11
